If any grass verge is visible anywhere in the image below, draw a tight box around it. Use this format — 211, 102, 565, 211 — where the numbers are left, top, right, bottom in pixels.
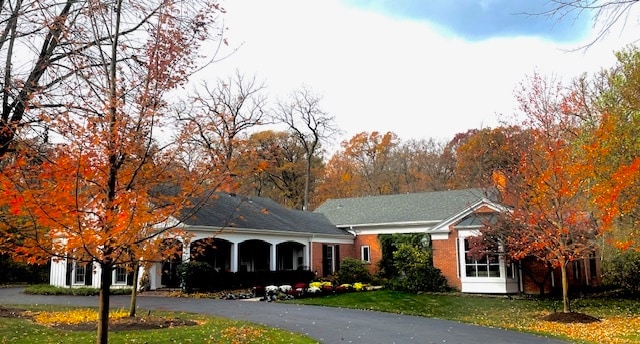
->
289, 290, 640, 344
0, 304, 317, 344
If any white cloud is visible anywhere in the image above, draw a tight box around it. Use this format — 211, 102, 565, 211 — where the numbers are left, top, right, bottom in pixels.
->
197, 0, 634, 150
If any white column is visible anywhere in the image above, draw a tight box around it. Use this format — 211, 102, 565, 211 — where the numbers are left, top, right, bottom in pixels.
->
304, 243, 310, 269
182, 239, 191, 262
230, 242, 238, 273
270, 243, 276, 271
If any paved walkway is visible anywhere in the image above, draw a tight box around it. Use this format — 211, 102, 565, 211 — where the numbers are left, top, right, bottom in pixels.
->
0, 287, 570, 344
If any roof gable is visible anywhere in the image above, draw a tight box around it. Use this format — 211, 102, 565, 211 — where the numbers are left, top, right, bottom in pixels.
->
314, 188, 499, 227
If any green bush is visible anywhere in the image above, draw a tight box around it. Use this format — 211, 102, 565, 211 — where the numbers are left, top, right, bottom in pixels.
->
602, 248, 640, 295
177, 261, 215, 293
0, 255, 49, 285
334, 257, 372, 284
391, 243, 449, 293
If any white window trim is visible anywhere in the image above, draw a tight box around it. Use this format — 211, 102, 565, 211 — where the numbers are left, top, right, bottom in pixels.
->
73, 263, 86, 285
361, 245, 371, 263
113, 266, 128, 285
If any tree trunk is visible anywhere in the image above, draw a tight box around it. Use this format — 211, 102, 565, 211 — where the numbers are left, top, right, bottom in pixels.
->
560, 263, 570, 313
97, 264, 112, 344
129, 261, 139, 317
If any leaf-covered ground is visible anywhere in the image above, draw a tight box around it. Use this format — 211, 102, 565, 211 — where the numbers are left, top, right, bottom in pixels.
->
0, 307, 198, 332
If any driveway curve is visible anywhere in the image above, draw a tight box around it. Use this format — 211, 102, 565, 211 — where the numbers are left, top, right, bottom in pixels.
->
0, 287, 569, 344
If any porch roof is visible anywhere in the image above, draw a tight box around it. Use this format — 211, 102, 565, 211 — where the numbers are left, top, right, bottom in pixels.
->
179, 193, 351, 237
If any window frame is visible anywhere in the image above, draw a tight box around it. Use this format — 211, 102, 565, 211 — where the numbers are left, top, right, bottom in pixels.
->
463, 238, 501, 278
361, 245, 371, 263
114, 266, 128, 285
73, 263, 87, 285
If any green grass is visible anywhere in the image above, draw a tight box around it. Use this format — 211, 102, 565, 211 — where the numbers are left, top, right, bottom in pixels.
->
289, 290, 640, 344
23, 284, 132, 296
0, 304, 317, 344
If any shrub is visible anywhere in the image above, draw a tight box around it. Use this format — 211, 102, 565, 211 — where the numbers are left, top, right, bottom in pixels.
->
391, 243, 449, 293
177, 261, 216, 293
602, 248, 640, 295
334, 257, 372, 284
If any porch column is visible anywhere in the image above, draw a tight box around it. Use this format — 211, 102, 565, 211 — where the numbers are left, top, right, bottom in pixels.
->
303, 243, 310, 269
270, 243, 276, 271
230, 242, 238, 273
182, 239, 191, 262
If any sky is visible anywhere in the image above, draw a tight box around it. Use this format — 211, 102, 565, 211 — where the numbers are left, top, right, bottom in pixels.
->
195, 0, 638, 150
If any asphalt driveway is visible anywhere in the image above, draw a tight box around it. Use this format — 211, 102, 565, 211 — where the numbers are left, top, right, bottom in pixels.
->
0, 287, 570, 344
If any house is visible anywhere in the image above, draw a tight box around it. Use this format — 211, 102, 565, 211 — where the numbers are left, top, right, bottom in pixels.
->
50, 192, 356, 290
50, 189, 601, 294
314, 188, 602, 294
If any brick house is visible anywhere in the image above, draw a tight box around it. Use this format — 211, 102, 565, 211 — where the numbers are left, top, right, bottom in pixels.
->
314, 188, 602, 294
50, 192, 355, 290
50, 189, 600, 294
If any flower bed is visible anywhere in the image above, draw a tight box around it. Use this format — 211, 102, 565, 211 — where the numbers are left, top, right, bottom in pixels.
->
251, 281, 373, 302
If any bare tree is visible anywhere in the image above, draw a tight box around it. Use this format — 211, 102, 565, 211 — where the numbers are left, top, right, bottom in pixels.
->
275, 87, 340, 210
539, 1, 640, 49
177, 70, 269, 188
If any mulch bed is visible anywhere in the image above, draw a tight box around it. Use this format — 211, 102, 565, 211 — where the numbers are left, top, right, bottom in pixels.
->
540, 311, 601, 323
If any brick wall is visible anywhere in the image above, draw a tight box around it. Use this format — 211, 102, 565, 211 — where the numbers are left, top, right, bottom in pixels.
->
432, 229, 461, 291
354, 234, 381, 274
310, 242, 356, 278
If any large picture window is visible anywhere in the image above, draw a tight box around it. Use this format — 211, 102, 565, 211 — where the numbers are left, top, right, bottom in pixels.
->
464, 239, 500, 277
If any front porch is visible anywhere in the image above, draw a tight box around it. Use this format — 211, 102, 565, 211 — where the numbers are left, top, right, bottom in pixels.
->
148, 235, 311, 291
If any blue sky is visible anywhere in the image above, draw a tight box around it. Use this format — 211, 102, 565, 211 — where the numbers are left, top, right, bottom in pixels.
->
198, 1, 634, 151
344, 0, 592, 42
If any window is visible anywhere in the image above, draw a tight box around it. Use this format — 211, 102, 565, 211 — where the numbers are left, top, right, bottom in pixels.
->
506, 262, 516, 279
361, 246, 370, 263
464, 239, 500, 277
114, 267, 128, 284
573, 260, 582, 281
74, 264, 87, 285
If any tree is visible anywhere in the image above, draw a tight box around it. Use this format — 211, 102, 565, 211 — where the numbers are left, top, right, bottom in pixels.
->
239, 130, 322, 209
177, 70, 269, 191
474, 72, 600, 313
396, 138, 455, 192
275, 87, 340, 210
540, 1, 640, 49
340, 131, 400, 195
0, 2, 223, 343
580, 46, 640, 250
453, 126, 532, 190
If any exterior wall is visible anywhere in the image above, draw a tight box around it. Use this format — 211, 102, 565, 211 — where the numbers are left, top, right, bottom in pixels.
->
49, 257, 137, 289
309, 241, 357, 278
310, 242, 324, 277
432, 231, 461, 291
519, 254, 603, 295
354, 234, 381, 274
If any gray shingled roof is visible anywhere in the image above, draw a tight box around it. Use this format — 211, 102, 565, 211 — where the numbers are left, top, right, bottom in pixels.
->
179, 192, 350, 236
314, 188, 495, 226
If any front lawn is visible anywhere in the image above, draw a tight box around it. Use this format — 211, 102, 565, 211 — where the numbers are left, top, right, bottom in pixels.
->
0, 304, 317, 344
290, 290, 640, 344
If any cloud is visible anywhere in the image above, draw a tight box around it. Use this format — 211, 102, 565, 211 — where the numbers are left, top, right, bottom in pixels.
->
200, 0, 635, 151
343, 0, 593, 42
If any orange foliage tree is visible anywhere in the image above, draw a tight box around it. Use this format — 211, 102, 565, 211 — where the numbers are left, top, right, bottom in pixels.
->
580, 47, 640, 251
473, 72, 600, 313
0, 2, 223, 343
